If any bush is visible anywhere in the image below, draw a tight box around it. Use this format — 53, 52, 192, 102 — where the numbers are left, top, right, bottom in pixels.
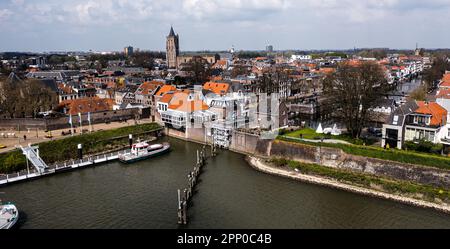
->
0, 151, 26, 173
404, 140, 443, 155
271, 158, 289, 167
278, 128, 287, 136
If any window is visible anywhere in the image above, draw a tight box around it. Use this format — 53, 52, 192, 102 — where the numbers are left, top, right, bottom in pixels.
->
393, 115, 399, 125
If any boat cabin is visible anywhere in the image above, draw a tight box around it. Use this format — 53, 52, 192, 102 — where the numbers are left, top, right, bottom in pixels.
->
131, 142, 150, 156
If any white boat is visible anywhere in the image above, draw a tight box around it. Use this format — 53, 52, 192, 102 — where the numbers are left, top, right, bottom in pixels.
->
119, 142, 171, 163
0, 202, 19, 229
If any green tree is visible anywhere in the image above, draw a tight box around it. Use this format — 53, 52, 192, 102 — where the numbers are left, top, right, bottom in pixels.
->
423, 57, 450, 90
323, 61, 390, 138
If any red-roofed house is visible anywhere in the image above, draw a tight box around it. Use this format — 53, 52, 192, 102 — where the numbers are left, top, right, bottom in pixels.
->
439, 71, 450, 89
134, 81, 164, 120
58, 97, 115, 115
212, 60, 229, 70
161, 90, 215, 130
203, 82, 230, 96
404, 101, 447, 144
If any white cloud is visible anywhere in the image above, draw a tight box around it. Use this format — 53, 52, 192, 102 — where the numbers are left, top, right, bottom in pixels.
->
0, 9, 13, 21
182, 0, 289, 21
1, 0, 450, 51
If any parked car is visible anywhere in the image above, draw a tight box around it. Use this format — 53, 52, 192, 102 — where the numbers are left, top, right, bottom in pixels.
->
0, 144, 7, 149
368, 127, 382, 137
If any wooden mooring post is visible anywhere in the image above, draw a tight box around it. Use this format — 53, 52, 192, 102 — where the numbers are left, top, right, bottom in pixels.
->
177, 189, 188, 225
177, 146, 210, 225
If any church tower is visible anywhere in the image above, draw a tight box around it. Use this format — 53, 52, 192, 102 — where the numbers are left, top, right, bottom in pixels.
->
166, 26, 179, 69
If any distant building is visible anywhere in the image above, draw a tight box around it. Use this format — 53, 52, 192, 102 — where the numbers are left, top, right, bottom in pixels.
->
291, 55, 312, 62
124, 46, 134, 56
26, 70, 80, 82
166, 26, 180, 69
177, 54, 219, 69
266, 45, 274, 53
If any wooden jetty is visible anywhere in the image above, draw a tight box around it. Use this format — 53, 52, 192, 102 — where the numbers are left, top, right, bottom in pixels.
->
0, 150, 131, 187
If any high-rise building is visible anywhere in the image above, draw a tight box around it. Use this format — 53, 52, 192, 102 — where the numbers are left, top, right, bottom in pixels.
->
166, 26, 180, 69
124, 46, 134, 56
266, 45, 274, 53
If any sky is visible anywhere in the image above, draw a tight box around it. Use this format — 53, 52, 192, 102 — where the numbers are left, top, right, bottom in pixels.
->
0, 0, 449, 52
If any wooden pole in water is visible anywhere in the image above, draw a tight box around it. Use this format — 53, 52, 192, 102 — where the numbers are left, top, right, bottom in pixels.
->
177, 189, 183, 224
196, 150, 199, 165
177, 189, 181, 209
182, 201, 187, 225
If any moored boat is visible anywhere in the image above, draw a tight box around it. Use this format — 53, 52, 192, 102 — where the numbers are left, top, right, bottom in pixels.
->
0, 201, 19, 229
119, 141, 171, 163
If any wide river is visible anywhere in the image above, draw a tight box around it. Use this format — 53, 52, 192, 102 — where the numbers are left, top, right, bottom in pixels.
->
2, 137, 450, 229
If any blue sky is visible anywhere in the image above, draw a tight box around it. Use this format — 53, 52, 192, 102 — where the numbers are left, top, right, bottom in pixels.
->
0, 0, 449, 52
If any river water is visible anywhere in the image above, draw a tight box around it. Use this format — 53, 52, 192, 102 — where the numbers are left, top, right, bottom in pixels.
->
2, 137, 450, 229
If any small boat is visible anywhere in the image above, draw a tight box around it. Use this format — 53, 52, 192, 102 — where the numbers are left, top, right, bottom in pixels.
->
119, 141, 171, 164
0, 201, 19, 229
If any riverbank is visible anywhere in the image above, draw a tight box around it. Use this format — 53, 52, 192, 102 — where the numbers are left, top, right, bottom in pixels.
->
246, 156, 450, 214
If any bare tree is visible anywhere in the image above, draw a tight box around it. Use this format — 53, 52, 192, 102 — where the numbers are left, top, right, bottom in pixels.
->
0, 78, 57, 118
182, 56, 212, 84
322, 61, 390, 138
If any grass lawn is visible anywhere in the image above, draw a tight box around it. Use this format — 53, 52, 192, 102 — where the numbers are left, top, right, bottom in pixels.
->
284, 128, 376, 145
278, 136, 450, 170
284, 128, 321, 140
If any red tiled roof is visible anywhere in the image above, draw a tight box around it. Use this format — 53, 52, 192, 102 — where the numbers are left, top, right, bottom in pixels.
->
319, 67, 336, 74
436, 89, 450, 99
203, 82, 230, 95
168, 92, 209, 112
213, 60, 228, 69
137, 81, 164, 95
159, 93, 174, 104
58, 85, 75, 94
415, 101, 447, 126
155, 85, 177, 97
440, 73, 450, 88
59, 97, 114, 115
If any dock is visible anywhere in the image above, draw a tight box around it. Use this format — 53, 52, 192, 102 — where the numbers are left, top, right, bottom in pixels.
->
0, 149, 130, 187
0, 134, 158, 187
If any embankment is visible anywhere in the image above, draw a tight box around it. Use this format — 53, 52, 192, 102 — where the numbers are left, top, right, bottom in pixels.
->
265, 140, 450, 189
247, 156, 450, 214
